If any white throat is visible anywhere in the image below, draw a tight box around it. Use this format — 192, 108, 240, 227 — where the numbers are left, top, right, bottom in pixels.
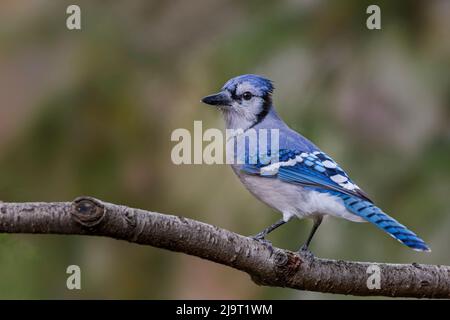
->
223, 108, 259, 130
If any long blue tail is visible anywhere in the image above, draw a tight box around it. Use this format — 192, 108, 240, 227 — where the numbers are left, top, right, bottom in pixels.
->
338, 194, 430, 252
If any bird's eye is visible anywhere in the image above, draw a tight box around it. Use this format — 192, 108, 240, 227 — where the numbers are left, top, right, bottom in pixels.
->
242, 92, 253, 100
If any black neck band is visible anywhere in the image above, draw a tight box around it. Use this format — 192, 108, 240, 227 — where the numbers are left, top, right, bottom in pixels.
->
245, 96, 272, 131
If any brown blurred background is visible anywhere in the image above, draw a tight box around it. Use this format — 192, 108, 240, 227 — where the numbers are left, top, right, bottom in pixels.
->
0, 0, 449, 299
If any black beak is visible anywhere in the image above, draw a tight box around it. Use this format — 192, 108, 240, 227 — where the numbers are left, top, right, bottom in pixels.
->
201, 91, 231, 107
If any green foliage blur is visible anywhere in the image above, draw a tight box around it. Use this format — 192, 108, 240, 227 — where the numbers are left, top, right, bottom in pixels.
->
0, 0, 448, 299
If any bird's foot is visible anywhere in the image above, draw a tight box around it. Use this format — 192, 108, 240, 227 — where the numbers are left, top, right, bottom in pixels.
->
298, 244, 315, 260
251, 235, 274, 255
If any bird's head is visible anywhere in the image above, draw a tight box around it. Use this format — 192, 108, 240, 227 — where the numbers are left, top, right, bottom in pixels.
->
201, 74, 274, 129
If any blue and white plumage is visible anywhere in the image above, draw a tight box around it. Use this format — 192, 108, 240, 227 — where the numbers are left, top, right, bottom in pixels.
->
201, 74, 430, 252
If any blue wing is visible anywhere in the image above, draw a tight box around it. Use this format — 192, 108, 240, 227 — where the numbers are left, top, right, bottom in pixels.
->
240, 149, 431, 251
241, 149, 372, 202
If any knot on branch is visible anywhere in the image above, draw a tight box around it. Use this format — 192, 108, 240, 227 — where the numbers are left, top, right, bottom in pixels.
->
71, 197, 105, 227
124, 208, 146, 241
273, 250, 302, 277
251, 250, 304, 286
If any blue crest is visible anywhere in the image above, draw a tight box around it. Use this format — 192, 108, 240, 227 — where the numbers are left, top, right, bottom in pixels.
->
222, 74, 274, 96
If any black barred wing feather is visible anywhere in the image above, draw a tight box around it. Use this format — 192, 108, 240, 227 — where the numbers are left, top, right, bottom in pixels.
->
241, 149, 372, 203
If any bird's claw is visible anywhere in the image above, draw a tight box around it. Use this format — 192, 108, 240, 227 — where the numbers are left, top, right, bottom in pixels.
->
298, 244, 315, 259
251, 235, 274, 255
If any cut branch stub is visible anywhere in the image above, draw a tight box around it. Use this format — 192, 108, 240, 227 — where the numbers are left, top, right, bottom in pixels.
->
71, 197, 105, 227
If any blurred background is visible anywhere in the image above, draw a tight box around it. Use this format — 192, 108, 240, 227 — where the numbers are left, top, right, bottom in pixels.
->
0, 0, 449, 299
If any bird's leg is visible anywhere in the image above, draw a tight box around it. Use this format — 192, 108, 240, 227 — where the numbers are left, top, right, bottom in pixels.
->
252, 219, 286, 240
251, 219, 286, 254
299, 216, 323, 256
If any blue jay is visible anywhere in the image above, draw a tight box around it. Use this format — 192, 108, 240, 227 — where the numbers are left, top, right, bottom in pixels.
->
201, 74, 430, 253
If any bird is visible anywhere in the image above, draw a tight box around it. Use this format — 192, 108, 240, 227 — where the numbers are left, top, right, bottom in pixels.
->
201, 74, 430, 253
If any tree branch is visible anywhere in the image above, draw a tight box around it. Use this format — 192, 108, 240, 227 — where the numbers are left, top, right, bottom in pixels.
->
0, 197, 448, 298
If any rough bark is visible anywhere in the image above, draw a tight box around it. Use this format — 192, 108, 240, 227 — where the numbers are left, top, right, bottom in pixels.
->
0, 197, 448, 298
